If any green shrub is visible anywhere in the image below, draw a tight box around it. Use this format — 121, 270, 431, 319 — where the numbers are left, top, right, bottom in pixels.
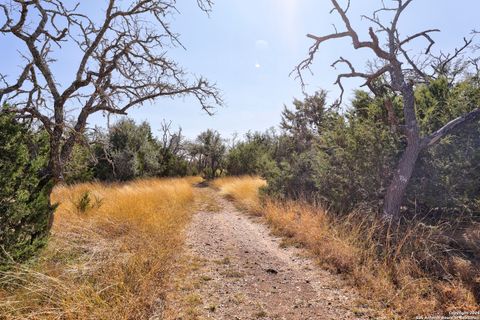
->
263, 80, 480, 216
408, 77, 480, 215
226, 131, 276, 176
0, 110, 54, 267
64, 143, 94, 184
92, 118, 191, 181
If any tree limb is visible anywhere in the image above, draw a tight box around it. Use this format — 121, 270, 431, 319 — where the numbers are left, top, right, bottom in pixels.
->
423, 108, 480, 148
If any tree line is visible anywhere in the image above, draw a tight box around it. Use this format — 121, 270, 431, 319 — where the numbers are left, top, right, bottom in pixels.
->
9, 71, 479, 219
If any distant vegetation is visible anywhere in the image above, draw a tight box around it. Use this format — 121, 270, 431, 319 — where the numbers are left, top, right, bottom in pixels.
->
61, 119, 229, 184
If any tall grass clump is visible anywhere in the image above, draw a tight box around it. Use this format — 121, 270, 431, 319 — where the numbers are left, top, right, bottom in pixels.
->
0, 177, 201, 320
216, 176, 480, 318
211, 176, 266, 213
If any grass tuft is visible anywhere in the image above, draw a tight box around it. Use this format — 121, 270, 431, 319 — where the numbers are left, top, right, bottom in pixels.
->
211, 176, 266, 213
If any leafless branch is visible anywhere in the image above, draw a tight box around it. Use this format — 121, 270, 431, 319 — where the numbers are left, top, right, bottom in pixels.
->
430, 37, 474, 82
399, 29, 439, 53
330, 57, 390, 105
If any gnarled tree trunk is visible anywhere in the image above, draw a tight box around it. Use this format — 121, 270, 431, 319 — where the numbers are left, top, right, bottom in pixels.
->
382, 138, 421, 219
382, 84, 422, 219
382, 84, 480, 219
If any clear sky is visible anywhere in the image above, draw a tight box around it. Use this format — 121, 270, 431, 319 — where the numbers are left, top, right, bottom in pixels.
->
1, 1, 479, 139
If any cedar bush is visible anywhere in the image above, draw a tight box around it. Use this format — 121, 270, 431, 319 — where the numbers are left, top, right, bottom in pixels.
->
0, 110, 54, 267
262, 78, 480, 216
226, 130, 277, 176
92, 118, 191, 181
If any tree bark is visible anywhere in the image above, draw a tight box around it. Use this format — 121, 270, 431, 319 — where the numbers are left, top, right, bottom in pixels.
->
383, 141, 421, 218
383, 84, 421, 219
48, 141, 64, 183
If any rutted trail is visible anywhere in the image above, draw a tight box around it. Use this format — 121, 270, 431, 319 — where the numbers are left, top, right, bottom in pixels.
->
164, 188, 372, 320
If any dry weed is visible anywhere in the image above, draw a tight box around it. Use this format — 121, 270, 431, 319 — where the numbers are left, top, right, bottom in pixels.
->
211, 176, 266, 213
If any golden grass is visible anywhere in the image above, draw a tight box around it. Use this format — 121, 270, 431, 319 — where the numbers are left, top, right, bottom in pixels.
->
215, 176, 480, 319
0, 176, 202, 320
211, 176, 266, 213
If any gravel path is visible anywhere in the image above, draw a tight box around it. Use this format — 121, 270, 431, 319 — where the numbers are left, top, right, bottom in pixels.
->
164, 188, 373, 320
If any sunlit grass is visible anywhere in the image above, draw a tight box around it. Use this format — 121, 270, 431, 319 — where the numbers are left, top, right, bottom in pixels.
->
0, 177, 202, 320
211, 176, 266, 213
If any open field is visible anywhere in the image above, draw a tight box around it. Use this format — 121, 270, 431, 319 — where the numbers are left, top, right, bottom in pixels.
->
213, 176, 480, 318
0, 177, 201, 320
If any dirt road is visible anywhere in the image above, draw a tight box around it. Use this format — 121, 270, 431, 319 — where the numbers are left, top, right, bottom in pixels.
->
164, 189, 373, 320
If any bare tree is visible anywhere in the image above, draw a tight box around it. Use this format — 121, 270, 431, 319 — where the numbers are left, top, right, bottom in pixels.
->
159, 119, 186, 159
0, 0, 221, 183
295, 0, 480, 219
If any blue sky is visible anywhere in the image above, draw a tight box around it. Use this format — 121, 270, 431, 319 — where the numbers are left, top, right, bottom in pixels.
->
1, 1, 478, 139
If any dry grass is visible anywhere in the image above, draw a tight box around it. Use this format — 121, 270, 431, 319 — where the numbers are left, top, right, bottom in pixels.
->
215, 176, 480, 318
0, 176, 202, 320
211, 176, 266, 213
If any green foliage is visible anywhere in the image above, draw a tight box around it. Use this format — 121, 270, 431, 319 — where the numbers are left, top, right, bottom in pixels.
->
226, 131, 276, 176
157, 148, 190, 177
0, 109, 54, 267
75, 191, 92, 214
262, 79, 480, 215
64, 143, 94, 184
92, 119, 190, 181
264, 91, 350, 201
190, 129, 226, 180
73, 191, 102, 214
109, 119, 160, 180
312, 94, 402, 212
409, 77, 480, 214
280, 91, 328, 152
